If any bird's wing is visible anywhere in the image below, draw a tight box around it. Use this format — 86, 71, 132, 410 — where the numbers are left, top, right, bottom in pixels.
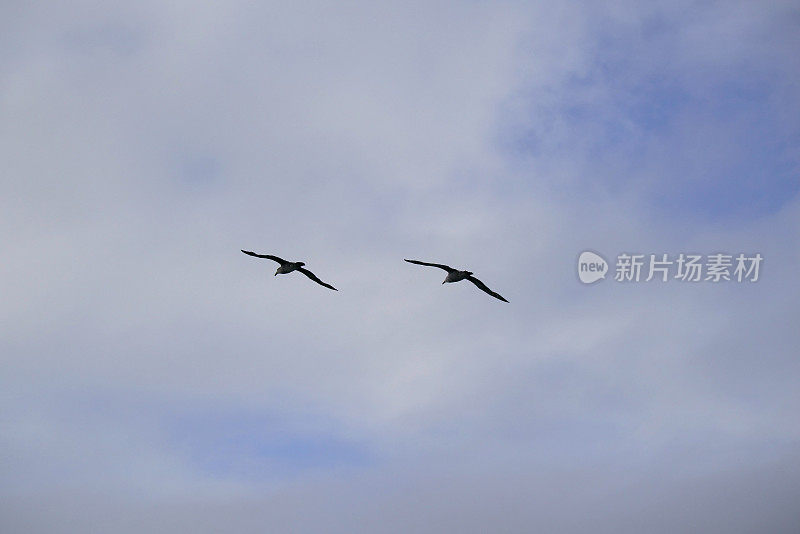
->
241, 250, 288, 265
297, 267, 338, 291
466, 275, 509, 302
404, 259, 456, 273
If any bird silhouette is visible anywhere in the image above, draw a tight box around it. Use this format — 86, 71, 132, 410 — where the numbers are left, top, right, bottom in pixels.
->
241, 250, 337, 291
404, 259, 508, 302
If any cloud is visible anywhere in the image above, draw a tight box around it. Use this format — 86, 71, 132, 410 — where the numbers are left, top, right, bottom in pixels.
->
1, 0, 799, 532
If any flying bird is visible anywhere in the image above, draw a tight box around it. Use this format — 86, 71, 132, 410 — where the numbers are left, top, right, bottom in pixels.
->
241, 250, 337, 291
404, 259, 508, 302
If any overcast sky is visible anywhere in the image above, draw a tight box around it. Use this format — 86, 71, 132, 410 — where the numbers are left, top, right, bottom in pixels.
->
2, 1, 799, 532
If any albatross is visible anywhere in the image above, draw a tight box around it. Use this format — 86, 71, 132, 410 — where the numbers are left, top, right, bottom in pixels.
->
241, 250, 337, 291
404, 259, 509, 302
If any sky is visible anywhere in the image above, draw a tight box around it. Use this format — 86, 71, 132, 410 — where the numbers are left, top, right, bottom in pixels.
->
1, 1, 799, 532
